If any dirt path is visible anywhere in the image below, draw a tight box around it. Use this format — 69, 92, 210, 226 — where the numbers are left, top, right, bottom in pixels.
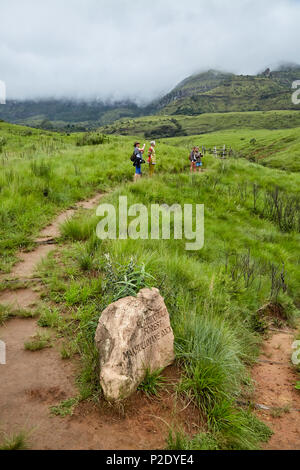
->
0, 193, 104, 310
0, 315, 199, 449
252, 329, 300, 450
0, 192, 199, 450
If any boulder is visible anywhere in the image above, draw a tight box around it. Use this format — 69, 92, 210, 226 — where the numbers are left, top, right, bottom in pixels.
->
95, 288, 175, 401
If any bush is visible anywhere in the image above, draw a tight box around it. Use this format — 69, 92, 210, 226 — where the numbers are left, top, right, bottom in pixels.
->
76, 133, 109, 146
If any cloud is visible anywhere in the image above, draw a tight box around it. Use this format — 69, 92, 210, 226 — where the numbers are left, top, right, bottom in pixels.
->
1, 0, 300, 102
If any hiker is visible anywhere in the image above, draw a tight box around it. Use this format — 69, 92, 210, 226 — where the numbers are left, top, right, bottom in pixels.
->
189, 147, 197, 173
148, 140, 156, 177
132, 141, 145, 182
213, 146, 217, 158
195, 147, 204, 173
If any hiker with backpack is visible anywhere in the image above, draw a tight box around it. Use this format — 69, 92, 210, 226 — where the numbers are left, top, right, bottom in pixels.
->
131, 141, 145, 182
189, 147, 197, 173
148, 141, 156, 177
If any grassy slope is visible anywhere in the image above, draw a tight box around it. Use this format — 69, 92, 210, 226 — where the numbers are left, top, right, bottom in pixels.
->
1, 122, 299, 449
164, 127, 300, 172
0, 122, 133, 271
1, 121, 299, 271
99, 110, 300, 138
38, 154, 299, 449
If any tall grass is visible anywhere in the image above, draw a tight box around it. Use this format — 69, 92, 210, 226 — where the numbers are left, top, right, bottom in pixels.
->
176, 313, 248, 409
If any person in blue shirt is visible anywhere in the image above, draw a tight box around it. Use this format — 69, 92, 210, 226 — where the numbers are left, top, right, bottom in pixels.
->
133, 141, 145, 182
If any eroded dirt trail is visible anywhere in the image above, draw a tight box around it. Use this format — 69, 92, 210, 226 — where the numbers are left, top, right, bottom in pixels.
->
252, 329, 300, 450
0, 192, 199, 449
0, 194, 104, 310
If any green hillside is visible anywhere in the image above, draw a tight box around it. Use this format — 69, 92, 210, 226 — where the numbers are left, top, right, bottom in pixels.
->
99, 110, 300, 139
155, 66, 300, 115
0, 100, 143, 132
164, 127, 300, 173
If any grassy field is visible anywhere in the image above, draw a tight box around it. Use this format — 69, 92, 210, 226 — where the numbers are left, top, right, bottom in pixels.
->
1, 120, 299, 271
99, 110, 300, 139
1, 121, 299, 449
164, 127, 300, 172
0, 121, 134, 271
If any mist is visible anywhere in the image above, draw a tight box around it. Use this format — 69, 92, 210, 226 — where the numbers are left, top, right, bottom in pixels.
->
1, 0, 300, 103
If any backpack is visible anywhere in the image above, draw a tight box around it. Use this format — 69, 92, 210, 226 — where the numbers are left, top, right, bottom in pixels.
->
130, 152, 136, 163
189, 151, 195, 162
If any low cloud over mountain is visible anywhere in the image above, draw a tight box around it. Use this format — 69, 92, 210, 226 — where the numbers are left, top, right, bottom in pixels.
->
1, 0, 300, 102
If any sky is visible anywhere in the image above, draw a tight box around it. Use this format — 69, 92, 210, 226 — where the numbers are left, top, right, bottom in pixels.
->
1, 0, 300, 103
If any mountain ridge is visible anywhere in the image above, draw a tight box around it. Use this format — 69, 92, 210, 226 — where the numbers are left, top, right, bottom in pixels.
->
1, 64, 300, 130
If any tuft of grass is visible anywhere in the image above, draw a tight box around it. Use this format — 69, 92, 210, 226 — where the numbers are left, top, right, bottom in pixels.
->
166, 407, 272, 450
24, 331, 52, 351
77, 250, 95, 271
270, 405, 291, 418
167, 405, 272, 450
206, 403, 273, 450
167, 429, 220, 451
50, 397, 79, 417
60, 213, 98, 242
60, 341, 77, 360
176, 312, 249, 410
138, 368, 167, 397
64, 278, 102, 305
0, 304, 38, 325
37, 307, 61, 328
0, 431, 29, 450
103, 254, 155, 301
13, 309, 39, 319
0, 304, 10, 325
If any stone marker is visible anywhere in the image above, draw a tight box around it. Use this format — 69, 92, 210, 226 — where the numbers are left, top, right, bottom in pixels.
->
95, 288, 175, 401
